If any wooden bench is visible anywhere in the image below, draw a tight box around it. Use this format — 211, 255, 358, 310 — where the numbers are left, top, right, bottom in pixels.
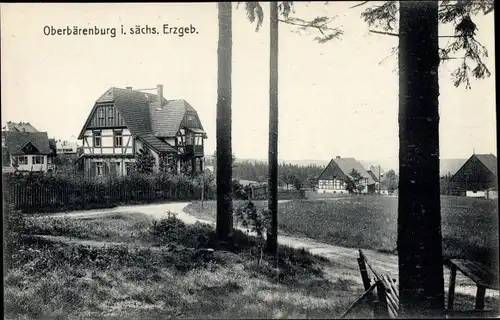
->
447, 258, 499, 312
341, 251, 499, 319
341, 249, 399, 319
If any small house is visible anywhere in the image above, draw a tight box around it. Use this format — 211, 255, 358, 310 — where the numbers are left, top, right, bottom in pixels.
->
317, 156, 376, 194
4, 131, 55, 172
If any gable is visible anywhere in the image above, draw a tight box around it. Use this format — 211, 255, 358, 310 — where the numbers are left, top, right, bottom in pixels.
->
450, 155, 497, 183
5, 132, 51, 155
180, 111, 204, 131
317, 160, 348, 181
22, 142, 39, 154
88, 104, 127, 129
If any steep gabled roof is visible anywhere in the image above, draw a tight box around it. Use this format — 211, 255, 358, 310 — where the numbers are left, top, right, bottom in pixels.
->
334, 157, 376, 185
474, 154, 497, 176
138, 134, 177, 153
367, 170, 379, 183
4, 121, 39, 133
149, 99, 203, 137
79, 87, 203, 141
368, 165, 385, 179
5, 131, 51, 155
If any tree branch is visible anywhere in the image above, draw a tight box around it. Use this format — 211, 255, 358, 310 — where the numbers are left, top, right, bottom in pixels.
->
370, 29, 462, 38
369, 29, 398, 37
349, 1, 369, 9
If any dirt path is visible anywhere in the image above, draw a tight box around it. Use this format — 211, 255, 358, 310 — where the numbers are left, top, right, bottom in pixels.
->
40, 201, 498, 302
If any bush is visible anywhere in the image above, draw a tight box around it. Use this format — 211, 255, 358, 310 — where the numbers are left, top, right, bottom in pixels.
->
150, 212, 217, 249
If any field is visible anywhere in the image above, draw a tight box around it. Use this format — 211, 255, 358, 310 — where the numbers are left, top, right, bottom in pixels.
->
185, 195, 499, 266
5, 209, 373, 319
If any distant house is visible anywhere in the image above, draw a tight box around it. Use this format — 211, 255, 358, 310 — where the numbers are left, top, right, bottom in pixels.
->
3, 131, 55, 172
56, 140, 79, 155
76, 85, 207, 177
448, 153, 497, 198
3, 121, 39, 133
367, 169, 390, 195
317, 156, 376, 194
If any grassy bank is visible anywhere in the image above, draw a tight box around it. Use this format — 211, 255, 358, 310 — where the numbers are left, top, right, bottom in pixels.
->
184, 196, 499, 266
5, 209, 372, 319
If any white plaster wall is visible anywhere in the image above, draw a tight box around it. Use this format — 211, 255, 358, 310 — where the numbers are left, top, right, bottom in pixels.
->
11, 155, 48, 171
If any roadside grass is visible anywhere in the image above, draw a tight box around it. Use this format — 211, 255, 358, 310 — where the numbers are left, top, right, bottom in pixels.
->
5, 210, 373, 319
184, 196, 499, 266
25, 212, 156, 245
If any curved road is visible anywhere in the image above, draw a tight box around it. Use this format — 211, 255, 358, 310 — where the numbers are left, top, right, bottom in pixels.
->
42, 201, 494, 300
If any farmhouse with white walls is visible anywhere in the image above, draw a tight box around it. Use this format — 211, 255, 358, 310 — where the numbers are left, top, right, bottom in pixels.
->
76, 85, 207, 177
316, 156, 376, 194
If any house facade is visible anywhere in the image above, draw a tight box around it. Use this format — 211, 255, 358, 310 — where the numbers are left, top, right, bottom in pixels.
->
3, 131, 55, 172
448, 153, 497, 197
317, 156, 376, 194
76, 85, 206, 177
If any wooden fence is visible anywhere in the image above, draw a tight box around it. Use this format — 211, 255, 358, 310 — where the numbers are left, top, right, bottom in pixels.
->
246, 185, 306, 200
4, 180, 216, 213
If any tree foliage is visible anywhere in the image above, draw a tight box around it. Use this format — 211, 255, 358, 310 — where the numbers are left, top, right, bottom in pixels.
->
381, 169, 399, 193
358, 0, 493, 89
346, 169, 365, 193
134, 146, 155, 174
239, 1, 343, 43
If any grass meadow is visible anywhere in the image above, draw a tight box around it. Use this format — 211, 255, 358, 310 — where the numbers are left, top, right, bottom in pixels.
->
5, 209, 372, 319
185, 195, 499, 266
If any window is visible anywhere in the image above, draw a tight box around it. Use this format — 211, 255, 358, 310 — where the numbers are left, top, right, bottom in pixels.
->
114, 130, 123, 147
33, 156, 44, 164
93, 131, 102, 147
98, 108, 105, 119
96, 162, 103, 176
185, 134, 194, 145
17, 156, 28, 165
108, 106, 115, 118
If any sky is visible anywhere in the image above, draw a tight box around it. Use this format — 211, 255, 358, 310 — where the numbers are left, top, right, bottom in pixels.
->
1, 2, 496, 169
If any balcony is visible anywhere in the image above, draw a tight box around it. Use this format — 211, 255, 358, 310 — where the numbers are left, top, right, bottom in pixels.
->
185, 145, 204, 156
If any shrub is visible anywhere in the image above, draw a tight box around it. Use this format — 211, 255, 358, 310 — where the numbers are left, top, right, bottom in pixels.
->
234, 200, 270, 265
150, 212, 217, 249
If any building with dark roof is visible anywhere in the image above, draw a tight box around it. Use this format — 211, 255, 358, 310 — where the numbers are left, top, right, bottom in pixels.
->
448, 153, 498, 198
3, 131, 56, 172
76, 85, 207, 177
317, 156, 376, 194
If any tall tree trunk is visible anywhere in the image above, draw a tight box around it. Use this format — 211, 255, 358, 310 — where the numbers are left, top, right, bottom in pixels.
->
398, 1, 445, 317
216, 2, 234, 247
266, 1, 279, 264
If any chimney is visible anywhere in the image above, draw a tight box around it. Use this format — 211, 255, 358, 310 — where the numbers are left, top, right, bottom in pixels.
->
126, 86, 133, 90
336, 156, 341, 159
157, 84, 163, 107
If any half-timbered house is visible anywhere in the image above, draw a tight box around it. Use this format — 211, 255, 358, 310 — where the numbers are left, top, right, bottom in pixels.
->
76, 85, 206, 177
317, 156, 376, 194
448, 153, 497, 197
